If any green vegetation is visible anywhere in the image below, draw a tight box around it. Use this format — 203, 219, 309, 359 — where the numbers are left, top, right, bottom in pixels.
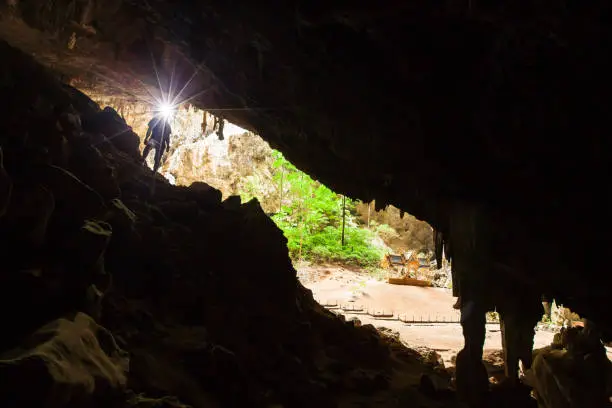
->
241, 150, 383, 267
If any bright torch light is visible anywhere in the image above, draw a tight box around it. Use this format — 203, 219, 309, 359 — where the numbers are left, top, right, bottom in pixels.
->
157, 102, 176, 120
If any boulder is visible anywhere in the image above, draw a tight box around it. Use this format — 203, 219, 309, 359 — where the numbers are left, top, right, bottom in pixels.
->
221, 195, 242, 211
36, 164, 105, 228
109, 198, 138, 230
0, 313, 129, 408
528, 325, 612, 408
67, 143, 121, 200
421, 349, 445, 368
56, 219, 113, 313
67, 219, 113, 272
60, 84, 100, 116
187, 182, 222, 210
3, 184, 55, 249
84, 107, 141, 160
56, 105, 83, 135
342, 368, 390, 394
419, 372, 452, 396
347, 317, 362, 327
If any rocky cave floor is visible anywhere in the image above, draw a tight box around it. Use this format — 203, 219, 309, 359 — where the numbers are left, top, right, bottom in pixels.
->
0, 41, 543, 408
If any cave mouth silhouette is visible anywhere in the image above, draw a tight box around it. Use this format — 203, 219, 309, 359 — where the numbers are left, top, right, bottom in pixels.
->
1, 1, 611, 405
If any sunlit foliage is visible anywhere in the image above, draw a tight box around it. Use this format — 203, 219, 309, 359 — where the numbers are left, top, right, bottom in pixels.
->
242, 150, 382, 266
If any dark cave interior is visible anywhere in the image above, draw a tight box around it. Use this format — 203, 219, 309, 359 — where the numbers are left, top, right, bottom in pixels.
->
0, 1, 611, 407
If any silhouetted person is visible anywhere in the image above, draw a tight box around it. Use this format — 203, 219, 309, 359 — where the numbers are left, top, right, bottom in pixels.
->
142, 114, 171, 173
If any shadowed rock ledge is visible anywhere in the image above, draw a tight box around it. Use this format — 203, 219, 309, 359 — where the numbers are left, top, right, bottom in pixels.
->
0, 41, 441, 408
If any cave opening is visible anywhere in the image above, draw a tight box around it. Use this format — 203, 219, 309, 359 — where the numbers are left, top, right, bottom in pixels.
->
1, 0, 612, 405
79, 89, 251, 189
79, 90, 470, 336
60, 87, 589, 387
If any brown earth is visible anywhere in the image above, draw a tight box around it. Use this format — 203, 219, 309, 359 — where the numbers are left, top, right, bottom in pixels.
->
298, 264, 556, 367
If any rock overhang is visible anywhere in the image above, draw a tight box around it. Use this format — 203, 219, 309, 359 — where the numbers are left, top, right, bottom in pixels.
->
0, 2, 610, 332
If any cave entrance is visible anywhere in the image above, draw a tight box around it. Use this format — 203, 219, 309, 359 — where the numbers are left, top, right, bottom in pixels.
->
78, 88, 476, 365
79, 89, 250, 187
78, 90, 567, 371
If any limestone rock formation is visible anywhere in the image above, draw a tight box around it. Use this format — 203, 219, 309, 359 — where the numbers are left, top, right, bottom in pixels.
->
162, 127, 278, 210
0, 40, 443, 408
0, 312, 129, 408
79, 95, 280, 211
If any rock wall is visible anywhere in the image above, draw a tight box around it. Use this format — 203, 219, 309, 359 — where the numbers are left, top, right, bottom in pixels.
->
76, 93, 281, 211
164, 131, 279, 210
355, 202, 434, 254
1, 0, 610, 335
0, 40, 437, 408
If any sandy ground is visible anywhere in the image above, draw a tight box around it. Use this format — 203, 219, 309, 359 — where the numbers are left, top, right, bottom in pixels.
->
297, 264, 556, 366
299, 264, 612, 407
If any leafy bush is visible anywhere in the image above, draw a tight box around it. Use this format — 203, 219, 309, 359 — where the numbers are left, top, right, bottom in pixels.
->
302, 226, 383, 266
262, 151, 382, 267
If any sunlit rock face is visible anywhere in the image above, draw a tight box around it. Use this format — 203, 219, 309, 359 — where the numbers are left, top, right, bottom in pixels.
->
163, 128, 278, 210
78, 92, 281, 210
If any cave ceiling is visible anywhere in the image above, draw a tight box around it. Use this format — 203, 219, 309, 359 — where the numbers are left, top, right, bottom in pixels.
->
0, 2, 611, 325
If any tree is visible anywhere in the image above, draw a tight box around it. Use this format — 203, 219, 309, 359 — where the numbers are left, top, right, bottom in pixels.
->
267, 151, 382, 266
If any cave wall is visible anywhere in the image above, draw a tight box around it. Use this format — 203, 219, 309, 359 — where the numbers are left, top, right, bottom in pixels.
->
162, 129, 279, 210
0, 40, 436, 408
77, 93, 281, 209
0, 2, 610, 331
356, 203, 434, 254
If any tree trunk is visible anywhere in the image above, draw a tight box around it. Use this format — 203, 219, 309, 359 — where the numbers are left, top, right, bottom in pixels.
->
297, 173, 304, 260
341, 195, 346, 247
278, 167, 284, 213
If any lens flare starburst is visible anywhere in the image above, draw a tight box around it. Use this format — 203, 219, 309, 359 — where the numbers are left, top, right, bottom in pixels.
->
156, 101, 175, 120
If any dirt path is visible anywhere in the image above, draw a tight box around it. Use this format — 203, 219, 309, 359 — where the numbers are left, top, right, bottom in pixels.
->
306, 272, 460, 321
299, 263, 460, 321
298, 264, 556, 366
